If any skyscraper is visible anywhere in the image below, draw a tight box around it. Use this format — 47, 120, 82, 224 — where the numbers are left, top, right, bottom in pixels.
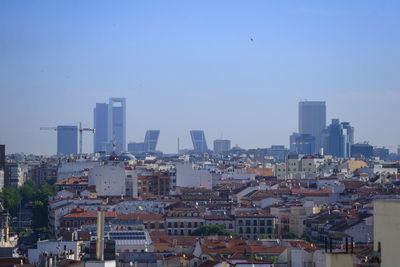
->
144, 130, 160, 152
299, 101, 326, 153
289, 133, 316, 155
326, 119, 349, 158
93, 98, 126, 153
108, 98, 126, 153
190, 130, 208, 153
213, 139, 231, 154
341, 122, 354, 156
94, 103, 109, 153
57, 125, 78, 155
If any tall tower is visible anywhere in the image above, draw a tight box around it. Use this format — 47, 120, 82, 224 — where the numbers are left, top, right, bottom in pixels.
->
108, 98, 126, 153
299, 101, 326, 153
144, 130, 160, 152
57, 125, 78, 155
327, 119, 349, 158
190, 130, 208, 153
94, 103, 109, 153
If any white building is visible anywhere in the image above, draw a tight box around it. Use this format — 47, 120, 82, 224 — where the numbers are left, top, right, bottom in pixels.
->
89, 164, 126, 196
176, 162, 212, 189
28, 240, 81, 264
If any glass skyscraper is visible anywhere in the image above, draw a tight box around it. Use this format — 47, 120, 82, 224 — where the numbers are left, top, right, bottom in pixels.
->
327, 119, 349, 158
190, 130, 208, 153
57, 125, 78, 155
93, 103, 109, 153
93, 97, 126, 153
299, 101, 326, 153
144, 130, 160, 152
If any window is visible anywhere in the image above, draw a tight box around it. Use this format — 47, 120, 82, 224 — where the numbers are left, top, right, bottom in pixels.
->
239, 227, 243, 233
180, 222, 184, 228
267, 220, 272, 226
188, 229, 192, 235
159, 223, 164, 229
180, 229, 184, 236
168, 230, 172, 235
168, 222, 172, 228
253, 220, 257, 226
229, 223, 233, 229
260, 227, 265, 234
174, 222, 178, 228
246, 227, 251, 233
194, 222, 198, 228
246, 220, 251, 226
174, 230, 177, 235
188, 222, 192, 228
260, 220, 265, 226
200, 222, 204, 226
267, 228, 272, 234
238, 220, 243, 226
150, 223, 155, 229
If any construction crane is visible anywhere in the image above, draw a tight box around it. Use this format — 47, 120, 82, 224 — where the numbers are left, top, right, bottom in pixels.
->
40, 122, 95, 155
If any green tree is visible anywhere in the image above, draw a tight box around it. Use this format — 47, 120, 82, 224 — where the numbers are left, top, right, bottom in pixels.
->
0, 186, 22, 215
19, 180, 36, 205
191, 224, 237, 236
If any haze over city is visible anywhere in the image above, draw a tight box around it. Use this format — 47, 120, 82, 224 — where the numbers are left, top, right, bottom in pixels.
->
1, 1, 399, 154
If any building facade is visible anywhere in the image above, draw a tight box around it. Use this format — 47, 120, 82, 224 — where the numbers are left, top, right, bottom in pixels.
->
190, 130, 208, 153
93, 102, 109, 153
57, 125, 78, 156
298, 101, 326, 153
213, 139, 231, 154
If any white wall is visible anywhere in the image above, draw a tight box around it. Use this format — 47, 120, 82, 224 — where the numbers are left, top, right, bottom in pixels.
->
89, 164, 126, 196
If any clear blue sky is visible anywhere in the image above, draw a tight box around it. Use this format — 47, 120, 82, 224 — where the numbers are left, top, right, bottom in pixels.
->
1, 1, 399, 154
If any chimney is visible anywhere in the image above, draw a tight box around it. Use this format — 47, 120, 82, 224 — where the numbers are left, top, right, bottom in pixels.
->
96, 211, 105, 261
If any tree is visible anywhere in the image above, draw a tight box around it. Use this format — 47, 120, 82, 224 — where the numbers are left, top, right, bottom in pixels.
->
20, 180, 36, 205
191, 224, 237, 236
0, 186, 22, 215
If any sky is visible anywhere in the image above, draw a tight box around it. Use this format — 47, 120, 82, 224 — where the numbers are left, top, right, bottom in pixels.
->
0, 1, 399, 155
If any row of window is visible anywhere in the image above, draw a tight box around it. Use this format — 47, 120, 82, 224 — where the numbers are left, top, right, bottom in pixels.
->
238, 227, 272, 234
167, 221, 204, 228
238, 219, 273, 226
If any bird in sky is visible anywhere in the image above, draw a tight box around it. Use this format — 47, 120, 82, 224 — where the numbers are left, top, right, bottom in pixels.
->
250, 38, 254, 42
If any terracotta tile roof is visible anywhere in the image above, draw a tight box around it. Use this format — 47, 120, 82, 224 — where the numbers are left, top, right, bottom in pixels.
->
116, 213, 164, 221
55, 177, 88, 186
291, 189, 332, 195
62, 211, 116, 219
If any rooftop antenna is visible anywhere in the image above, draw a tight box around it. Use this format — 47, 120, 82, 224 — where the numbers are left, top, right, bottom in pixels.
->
177, 137, 180, 154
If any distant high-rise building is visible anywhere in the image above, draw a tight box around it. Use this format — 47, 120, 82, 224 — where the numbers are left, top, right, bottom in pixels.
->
108, 98, 126, 153
93, 98, 126, 153
290, 133, 316, 155
340, 122, 354, 156
144, 130, 160, 152
351, 143, 373, 159
57, 125, 78, 155
326, 119, 349, 158
299, 101, 326, 153
94, 103, 109, 153
190, 130, 208, 153
128, 130, 160, 154
374, 147, 390, 160
213, 139, 231, 154
127, 142, 145, 154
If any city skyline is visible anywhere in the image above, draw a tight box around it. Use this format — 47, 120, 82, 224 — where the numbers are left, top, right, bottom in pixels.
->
1, 1, 400, 154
